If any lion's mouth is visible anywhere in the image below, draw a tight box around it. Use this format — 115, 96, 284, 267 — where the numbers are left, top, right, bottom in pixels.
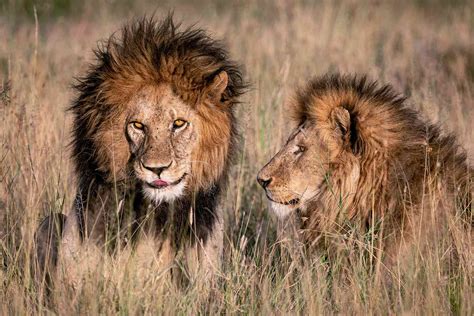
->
145, 174, 187, 189
267, 195, 300, 206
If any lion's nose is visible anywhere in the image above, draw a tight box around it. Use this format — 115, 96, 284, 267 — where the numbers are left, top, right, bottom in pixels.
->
142, 161, 171, 177
257, 175, 272, 189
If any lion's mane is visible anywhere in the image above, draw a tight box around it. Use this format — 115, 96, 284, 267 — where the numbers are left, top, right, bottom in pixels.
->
290, 74, 472, 253
68, 16, 247, 246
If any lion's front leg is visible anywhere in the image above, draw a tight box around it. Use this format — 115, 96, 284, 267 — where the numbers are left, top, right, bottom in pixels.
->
184, 215, 224, 284
33, 212, 67, 291
57, 209, 102, 290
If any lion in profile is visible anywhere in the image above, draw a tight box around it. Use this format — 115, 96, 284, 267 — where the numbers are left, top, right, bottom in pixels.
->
257, 74, 472, 267
35, 16, 246, 284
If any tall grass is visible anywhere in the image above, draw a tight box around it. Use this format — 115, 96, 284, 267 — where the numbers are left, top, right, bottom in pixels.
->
1, 0, 473, 313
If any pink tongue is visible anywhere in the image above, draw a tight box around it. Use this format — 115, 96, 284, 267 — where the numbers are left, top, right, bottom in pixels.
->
152, 179, 169, 187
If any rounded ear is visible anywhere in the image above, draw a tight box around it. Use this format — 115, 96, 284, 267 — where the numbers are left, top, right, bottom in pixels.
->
206, 71, 228, 104
330, 107, 353, 149
330, 107, 362, 154
331, 107, 350, 136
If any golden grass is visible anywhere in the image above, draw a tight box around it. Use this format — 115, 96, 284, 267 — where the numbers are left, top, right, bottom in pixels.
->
1, 0, 473, 314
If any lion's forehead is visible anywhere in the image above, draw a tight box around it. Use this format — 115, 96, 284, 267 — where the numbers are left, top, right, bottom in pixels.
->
268, 126, 330, 179
129, 84, 198, 125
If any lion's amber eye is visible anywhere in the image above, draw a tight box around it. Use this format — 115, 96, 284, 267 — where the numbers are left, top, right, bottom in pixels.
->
294, 145, 306, 155
132, 122, 144, 130
173, 119, 187, 129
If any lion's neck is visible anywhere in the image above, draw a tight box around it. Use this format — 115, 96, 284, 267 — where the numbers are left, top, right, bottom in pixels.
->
75, 172, 222, 251
300, 154, 390, 245
299, 140, 470, 247
138, 184, 221, 249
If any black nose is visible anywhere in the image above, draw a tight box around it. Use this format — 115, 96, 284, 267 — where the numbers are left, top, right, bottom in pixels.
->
257, 175, 272, 188
142, 162, 171, 176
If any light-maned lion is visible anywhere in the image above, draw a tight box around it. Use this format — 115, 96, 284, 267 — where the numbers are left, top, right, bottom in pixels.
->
257, 74, 472, 268
35, 16, 246, 286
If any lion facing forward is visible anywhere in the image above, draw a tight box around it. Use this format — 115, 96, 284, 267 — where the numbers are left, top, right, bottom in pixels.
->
35, 16, 246, 286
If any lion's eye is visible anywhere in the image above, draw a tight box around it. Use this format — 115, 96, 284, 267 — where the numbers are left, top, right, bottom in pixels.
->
132, 122, 144, 130
294, 145, 306, 155
173, 119, 187, 129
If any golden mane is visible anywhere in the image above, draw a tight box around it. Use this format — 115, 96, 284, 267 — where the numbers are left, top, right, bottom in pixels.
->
289, 74, 472, 250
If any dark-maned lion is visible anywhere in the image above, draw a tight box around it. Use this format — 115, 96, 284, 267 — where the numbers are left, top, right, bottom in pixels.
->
35, 16, 246, 285
257, 74, 472, 268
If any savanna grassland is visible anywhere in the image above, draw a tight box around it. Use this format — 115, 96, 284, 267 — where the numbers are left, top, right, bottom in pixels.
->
0, 0, 473, 314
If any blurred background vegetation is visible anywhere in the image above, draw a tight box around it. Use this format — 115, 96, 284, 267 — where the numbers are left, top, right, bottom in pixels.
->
2, 0, 474, 21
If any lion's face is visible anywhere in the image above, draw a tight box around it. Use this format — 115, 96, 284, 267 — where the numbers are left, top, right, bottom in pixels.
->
126, 85, 198, 203
258, 121, 338, 218
91, 70, 233, 203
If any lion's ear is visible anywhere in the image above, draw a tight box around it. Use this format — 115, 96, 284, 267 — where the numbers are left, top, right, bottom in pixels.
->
331, 107, 351, 145
206, 71, 228, 104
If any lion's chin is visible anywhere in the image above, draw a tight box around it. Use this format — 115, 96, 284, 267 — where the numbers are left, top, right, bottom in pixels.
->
142, 180, 187, 204
270, 201, 296, 220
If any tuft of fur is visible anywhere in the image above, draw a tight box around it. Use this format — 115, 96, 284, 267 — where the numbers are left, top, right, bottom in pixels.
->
290, 74, 472, 261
